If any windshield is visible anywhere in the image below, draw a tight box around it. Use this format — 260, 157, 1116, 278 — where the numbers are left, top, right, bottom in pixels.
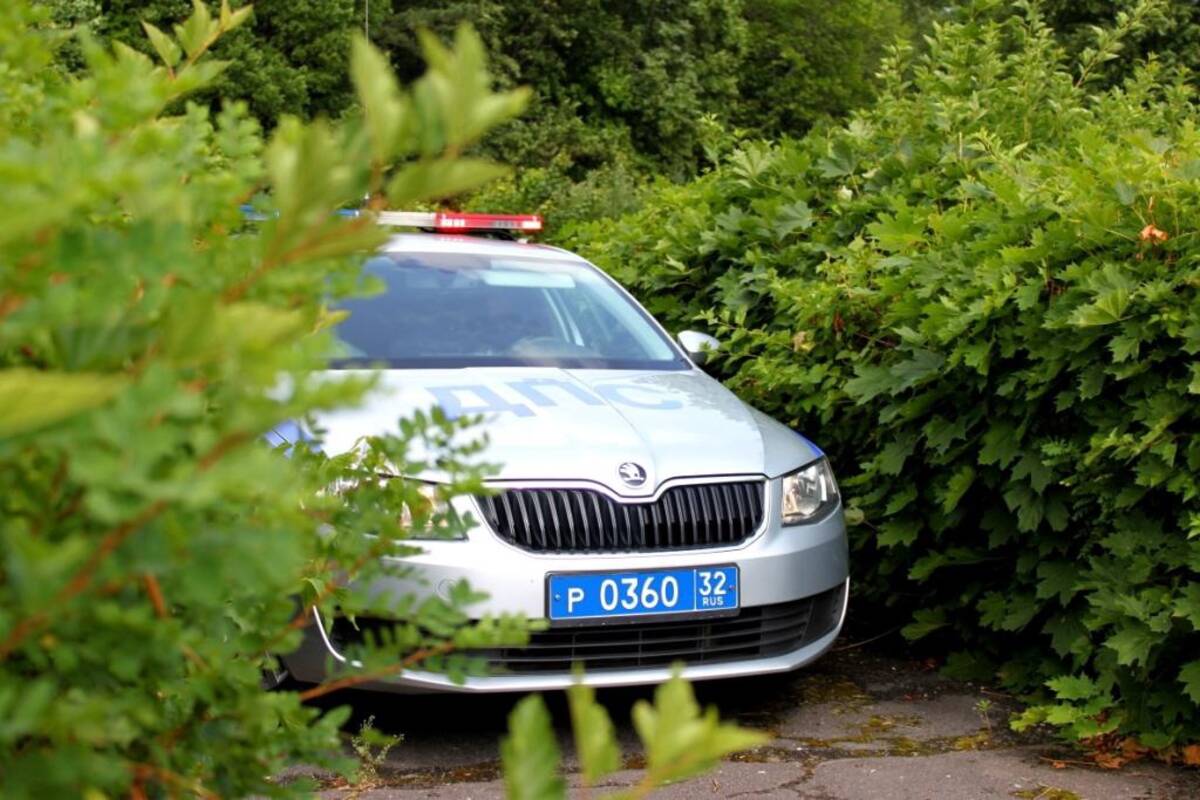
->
330, 252, 689, 370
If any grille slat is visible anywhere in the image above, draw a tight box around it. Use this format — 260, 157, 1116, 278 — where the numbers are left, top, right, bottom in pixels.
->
562, 492, 579, 550
711, 485, 726, 543
514, 493, 534, 549
478, 480, 765, 554
544, 492, 562, 550
683, 487, 698, 548
588, 492, 604, 550
647, 501, 660, 549
720, 484, 735, 543
733, 482, 749, 535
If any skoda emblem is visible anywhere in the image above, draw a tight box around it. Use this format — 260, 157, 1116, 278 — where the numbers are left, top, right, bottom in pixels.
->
618, 462, 647, 488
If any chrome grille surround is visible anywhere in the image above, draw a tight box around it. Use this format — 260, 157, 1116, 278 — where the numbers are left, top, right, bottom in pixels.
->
475, 478, 767, 553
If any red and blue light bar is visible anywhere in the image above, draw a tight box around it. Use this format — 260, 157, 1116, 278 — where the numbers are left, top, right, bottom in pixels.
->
414, 211, 543, 233
241, 206, 543, 233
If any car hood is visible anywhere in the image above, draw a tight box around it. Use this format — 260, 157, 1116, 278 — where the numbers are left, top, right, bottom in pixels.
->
290, 368, 820, 496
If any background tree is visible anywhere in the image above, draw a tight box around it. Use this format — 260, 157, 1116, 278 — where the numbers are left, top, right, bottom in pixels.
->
1042, 0, 1200, 86
40, 0, 357, 125
732, 0, 905, 139
369, 0, 748, 178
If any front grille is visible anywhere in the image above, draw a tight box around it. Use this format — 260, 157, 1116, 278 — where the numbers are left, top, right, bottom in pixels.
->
476, 481, 766, 553
480, 586, 844, 674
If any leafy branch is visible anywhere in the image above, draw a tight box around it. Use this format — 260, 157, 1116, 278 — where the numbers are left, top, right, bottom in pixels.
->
500, 672, 769, 800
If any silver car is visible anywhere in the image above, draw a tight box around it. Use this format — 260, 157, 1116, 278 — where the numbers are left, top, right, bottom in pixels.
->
283, 215, 849, 692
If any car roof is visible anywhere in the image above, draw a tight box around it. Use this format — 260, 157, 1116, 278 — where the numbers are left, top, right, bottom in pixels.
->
380, 232, 589, 263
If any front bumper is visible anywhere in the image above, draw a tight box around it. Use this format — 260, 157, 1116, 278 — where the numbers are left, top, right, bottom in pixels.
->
283, 477, 850, 692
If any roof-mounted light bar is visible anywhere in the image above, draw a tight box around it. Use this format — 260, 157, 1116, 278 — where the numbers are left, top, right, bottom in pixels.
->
240, 206, 543, 234
374, 211, 543, 233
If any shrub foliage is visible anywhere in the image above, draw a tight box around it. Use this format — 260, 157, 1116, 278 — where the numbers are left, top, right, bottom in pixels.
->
565, 2, 1200, 747
0, 3, 766, 796
0, 2, 538, 795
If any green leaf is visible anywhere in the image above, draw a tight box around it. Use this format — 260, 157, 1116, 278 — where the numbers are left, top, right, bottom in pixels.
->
772, 200, 813, 239
0, 369, 128, 438
889, 349, 944, 391
979, 423, 1020, 468
1072, 293, 1128, 326
1176, 583, 1200, 630
218, 0, 253, 32
351, 36, 404, 165
924, 416, 969, 453
939, 465, 975, 513
998, 593, 1038, 631
884, 484, 918, 515
1104, 623, 1157, 668
630, 674, 769, 788
1078, 364, 1106, 400
908, 547, 985, 581
1035, 562, 1080, 606
567, 681, 620, 786
1180, 661, 1200, 706
844, 364, 894, 403
1044, 614, 1091, 660
867, 206, 925, 252
878, 433, 917, 475
877, 518, 920, 548
1108, 334, 1140, 363
141, 21, 181, 68
1047, 674, 1100, 701
1114, 180, 1136, 206
1012, 452, 1053, 493
413, 24, 530, 151
901, 607, 947, 640
386, 158, 510, 204
173, 0, 218, 59
500, 695, 566, 800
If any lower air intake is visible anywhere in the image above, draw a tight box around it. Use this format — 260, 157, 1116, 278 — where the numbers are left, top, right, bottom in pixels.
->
478, 585, 844, 675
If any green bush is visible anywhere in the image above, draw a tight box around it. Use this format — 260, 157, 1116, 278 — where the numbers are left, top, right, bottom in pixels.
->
0, 4, 764, 795
564, 1, 1200, 748
465, 157, 646, 230
0, 2, 535, 795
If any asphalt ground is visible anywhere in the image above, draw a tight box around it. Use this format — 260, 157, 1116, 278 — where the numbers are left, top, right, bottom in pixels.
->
299, 646, 1200, 799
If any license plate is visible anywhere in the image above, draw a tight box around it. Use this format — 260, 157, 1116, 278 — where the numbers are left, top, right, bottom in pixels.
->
547, 565, 739, 623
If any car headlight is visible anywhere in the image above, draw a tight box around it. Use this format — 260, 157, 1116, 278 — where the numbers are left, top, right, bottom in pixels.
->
780, 457, 839, 525
326, 477, 465, 540
398, 482, 463, 540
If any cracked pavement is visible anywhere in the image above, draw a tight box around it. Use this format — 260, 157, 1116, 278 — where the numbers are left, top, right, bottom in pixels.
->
306, 648, 1199, 799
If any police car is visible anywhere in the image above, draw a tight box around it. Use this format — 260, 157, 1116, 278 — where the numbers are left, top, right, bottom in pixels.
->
282, 212, 849, 692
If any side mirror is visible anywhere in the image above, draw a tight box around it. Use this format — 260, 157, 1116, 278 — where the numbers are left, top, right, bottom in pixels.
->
677, 330, 720, 366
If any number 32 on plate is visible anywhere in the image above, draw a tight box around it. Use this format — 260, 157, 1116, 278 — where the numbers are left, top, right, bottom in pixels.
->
549, 566, 739, 621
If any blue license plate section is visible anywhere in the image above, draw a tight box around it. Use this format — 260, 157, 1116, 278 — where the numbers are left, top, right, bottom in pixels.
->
548, 565, 739, 622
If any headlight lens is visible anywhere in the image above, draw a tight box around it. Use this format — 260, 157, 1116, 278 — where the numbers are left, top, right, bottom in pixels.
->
398, 482, 460, 540
780, 458, 839, 525
326, 477, 465, 540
